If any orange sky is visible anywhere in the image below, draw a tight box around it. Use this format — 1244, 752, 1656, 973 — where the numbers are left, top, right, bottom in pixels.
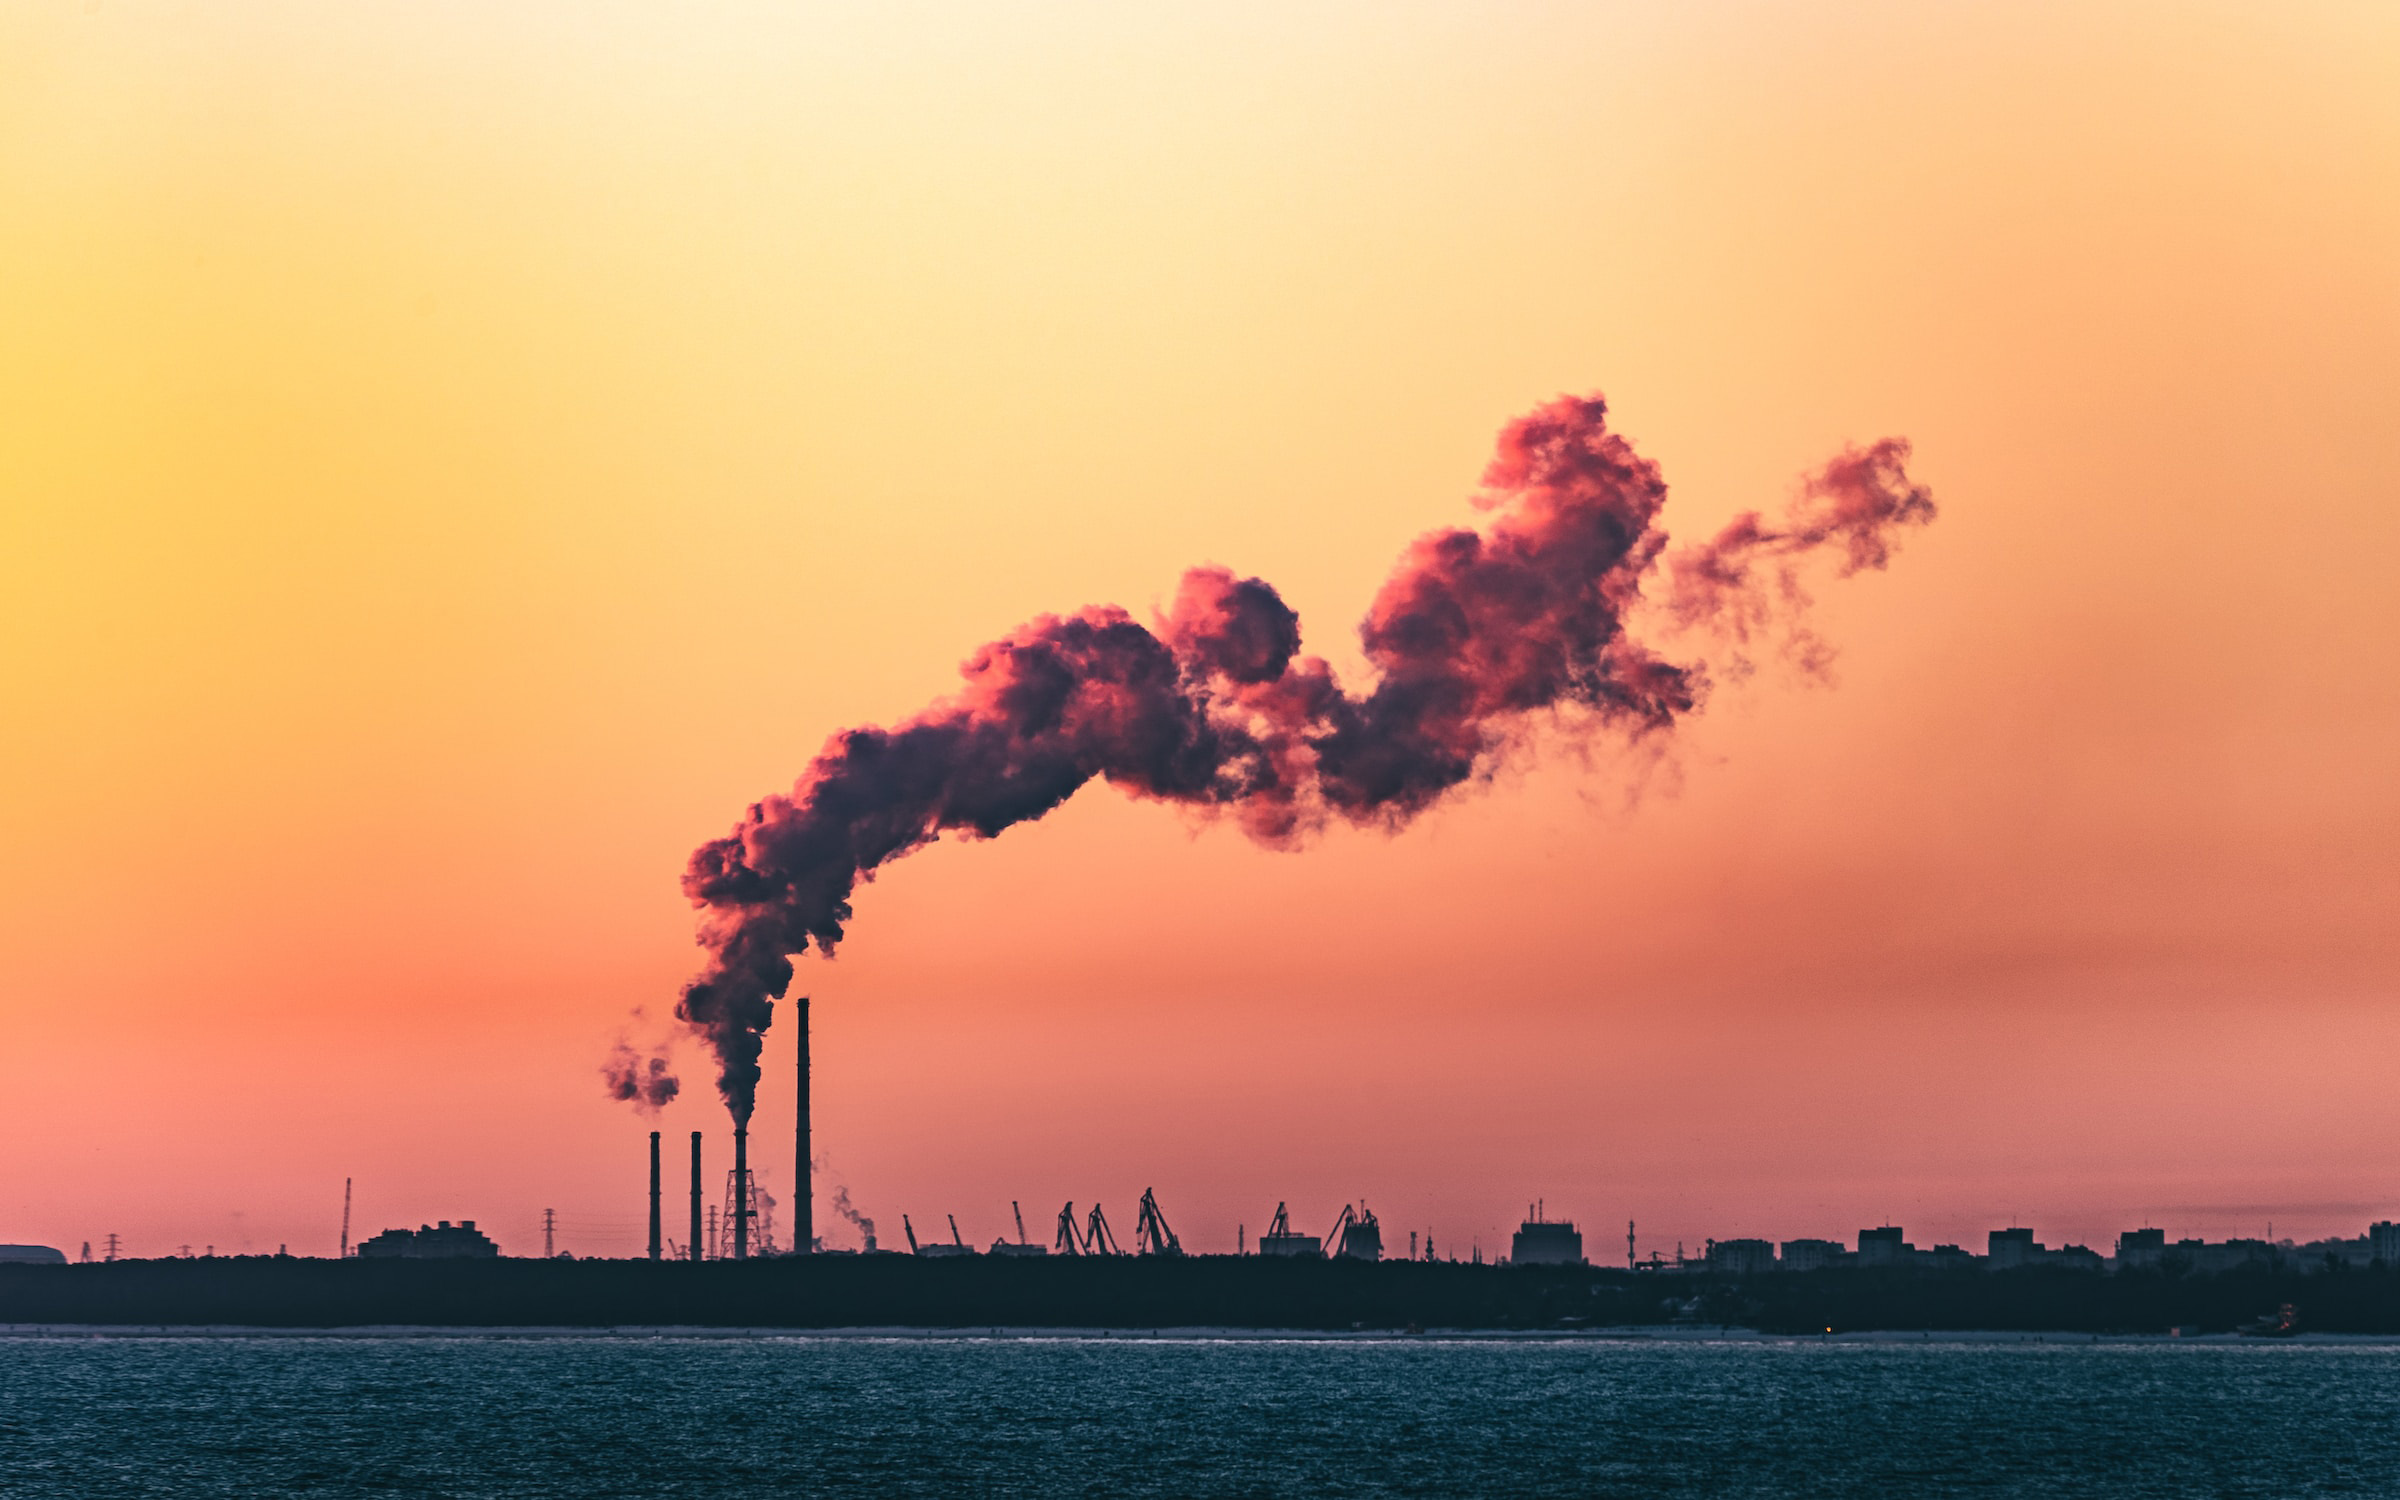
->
3, 1, 2395, 1263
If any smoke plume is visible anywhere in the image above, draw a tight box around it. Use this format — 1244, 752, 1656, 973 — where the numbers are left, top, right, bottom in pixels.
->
670, 393, 1933, 1119
600, 1041, 679, 1114
832, 1185, 876, 1252
752, 1182, 778, 1253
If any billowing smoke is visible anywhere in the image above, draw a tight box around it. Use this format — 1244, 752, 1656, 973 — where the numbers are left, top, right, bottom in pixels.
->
601, 1041, 679, 1114
832, 1186, 876, 1253
669, 393, 1933, 1119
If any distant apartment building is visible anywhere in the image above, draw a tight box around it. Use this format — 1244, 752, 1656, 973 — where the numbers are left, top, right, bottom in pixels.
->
2115, 1227, 2166, 1271
2174, 1238, 2273, 1275
2290, 1236, 2374, 1273
356, 1220, 500, 1259
1670, 1218, 2396, 1278
1856, 1226, 1913, 1268
1779, 1238, 1847, 1272
2107, 1226, 2396, 1275
1705, 1238, 1776, 1275
1989, 1228, 2102, 1273
1988, 1228, 2039, 1269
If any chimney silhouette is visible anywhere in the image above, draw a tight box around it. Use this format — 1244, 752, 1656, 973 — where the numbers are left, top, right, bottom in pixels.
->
733, 1125, 750, 1260
689, 1131, 703, 1263
647, 1131, 662, 1261
795, 996, 811, 1255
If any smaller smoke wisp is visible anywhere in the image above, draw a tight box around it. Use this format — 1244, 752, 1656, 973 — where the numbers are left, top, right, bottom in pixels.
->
1663, 438, 1935, 677
600, 1040, 679, 1114
662, 391, 1936, 1120
752, 1182, 778, 1252
832, 1186, 876, 1252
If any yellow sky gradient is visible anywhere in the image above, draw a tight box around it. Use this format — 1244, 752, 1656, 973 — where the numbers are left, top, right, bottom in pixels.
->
3, 1, 2395, 1259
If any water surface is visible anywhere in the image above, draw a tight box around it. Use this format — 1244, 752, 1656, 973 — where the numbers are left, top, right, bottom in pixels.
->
4, 1331, 2394, 1497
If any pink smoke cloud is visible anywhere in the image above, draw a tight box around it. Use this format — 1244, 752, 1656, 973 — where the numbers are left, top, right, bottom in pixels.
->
663, 393, 1935, 1120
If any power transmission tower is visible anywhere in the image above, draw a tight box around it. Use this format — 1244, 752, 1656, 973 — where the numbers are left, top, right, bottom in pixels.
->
722, 1169, 760, 1259
542, 1208, 557, 1258
104, 1233, 120, 1262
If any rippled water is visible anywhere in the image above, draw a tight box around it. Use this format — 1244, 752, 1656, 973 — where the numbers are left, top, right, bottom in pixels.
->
5, 1332, 2398, 1497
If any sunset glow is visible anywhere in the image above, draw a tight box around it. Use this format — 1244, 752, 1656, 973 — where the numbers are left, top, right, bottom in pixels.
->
3, 1, 2394, 1264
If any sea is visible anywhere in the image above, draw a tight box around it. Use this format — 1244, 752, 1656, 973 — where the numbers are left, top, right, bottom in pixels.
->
4, 1329, 2398, 1497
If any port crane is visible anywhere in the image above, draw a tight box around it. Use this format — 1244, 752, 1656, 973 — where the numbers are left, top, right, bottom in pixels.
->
1047, 1200, 1127, 1254
947, 1213, 967, 1250
1326, 1203, 1357, 1250
1325, 1202, 1382, 1260
989, 1200, 1049, 1256
902, 1213, 919, 1254
1084, 1202, 1124, 1255
1134, 1188, 1184, 1257
1255, 1200, 1326, 1257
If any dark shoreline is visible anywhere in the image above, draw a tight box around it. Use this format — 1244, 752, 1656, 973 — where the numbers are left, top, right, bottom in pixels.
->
11, 1257, 2400, 1334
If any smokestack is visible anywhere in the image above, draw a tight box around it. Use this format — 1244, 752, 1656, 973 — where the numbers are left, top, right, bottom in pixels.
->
795, 996, 811, 1255
689, 1131, 703, 1263
647, 1131, 662, 1261
733, 1126, 750, 1260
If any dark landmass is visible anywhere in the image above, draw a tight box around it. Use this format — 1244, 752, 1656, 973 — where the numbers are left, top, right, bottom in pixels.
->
7, 1258, 2400, 1334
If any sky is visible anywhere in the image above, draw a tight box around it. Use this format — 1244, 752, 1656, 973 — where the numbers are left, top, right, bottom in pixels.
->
2, 0, 2395, 1263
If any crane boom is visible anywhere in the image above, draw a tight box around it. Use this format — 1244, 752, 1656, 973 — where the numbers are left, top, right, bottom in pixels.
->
1085, 1202, 1123, 1255
1325, 1203, 1356, 1249
1135, 1187, 1184, 1257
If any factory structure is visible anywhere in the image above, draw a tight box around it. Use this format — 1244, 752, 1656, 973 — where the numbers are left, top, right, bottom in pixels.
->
611, 995, 2400, 1276
356, 1220, 499, 1260
32, 991, 2400, 1274
265, 993, 2399, 1275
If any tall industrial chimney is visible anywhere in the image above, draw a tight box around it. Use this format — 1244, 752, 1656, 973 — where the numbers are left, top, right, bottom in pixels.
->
647, 1131, 662, 1261
795, 995, 811, 1255
689, 1131, 703, 1263
732, 1126, 750, 1260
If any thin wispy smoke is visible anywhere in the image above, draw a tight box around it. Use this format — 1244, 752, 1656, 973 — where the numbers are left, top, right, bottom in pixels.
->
751, 1181, 778, 1252
832, 1186, 875, 1252
664, 393, 1934, 1120
1663, 437, 1934, 677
